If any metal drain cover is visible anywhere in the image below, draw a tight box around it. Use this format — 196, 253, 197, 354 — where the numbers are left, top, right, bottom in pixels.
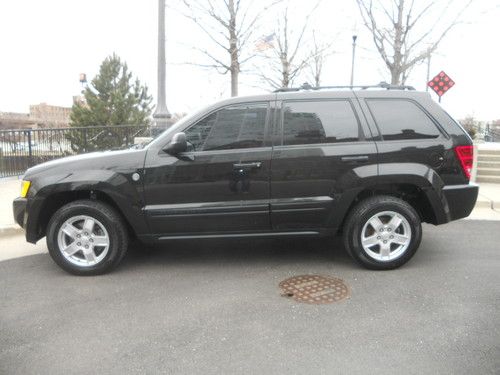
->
279, 275, 350, 304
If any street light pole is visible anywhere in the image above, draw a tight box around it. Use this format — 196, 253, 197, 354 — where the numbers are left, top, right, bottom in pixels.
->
153, 0, 171, 128
426, 51, 431, 92
350, 35, 357, 87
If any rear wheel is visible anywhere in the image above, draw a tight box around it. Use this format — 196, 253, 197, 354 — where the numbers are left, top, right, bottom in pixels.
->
343, 195, 422, 270
46, 200, 128, 275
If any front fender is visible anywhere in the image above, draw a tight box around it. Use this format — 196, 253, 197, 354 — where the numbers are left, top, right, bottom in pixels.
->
26, 169, 148, 241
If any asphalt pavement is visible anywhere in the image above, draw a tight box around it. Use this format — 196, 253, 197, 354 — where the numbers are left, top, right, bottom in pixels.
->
1, 220, 499, 374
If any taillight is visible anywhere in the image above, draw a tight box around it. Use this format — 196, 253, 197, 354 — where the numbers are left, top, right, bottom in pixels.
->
454, 145, 473, 180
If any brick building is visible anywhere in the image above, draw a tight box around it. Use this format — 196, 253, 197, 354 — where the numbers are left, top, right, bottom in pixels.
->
0, 103, 72, 130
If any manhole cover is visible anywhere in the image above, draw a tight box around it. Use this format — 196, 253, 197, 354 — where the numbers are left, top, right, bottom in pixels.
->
279, 275, 350, 304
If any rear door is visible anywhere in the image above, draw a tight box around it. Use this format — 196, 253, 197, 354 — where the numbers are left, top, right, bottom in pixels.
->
270, 94, 377, 231
143, 102, 273, 236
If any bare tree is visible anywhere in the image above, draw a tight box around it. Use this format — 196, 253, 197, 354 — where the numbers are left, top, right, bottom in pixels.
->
459, 114, 479, 139
307, 31, 333, 87
356, 0, 472, 85
256, 6, 317, 89
177, 0, 281, 96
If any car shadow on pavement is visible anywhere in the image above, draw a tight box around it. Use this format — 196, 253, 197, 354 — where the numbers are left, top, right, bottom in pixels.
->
0, 223, 459, 277
119, 235, 356, 272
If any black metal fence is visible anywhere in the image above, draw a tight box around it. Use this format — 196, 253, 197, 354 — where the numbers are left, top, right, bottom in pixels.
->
0, 125, 162, 178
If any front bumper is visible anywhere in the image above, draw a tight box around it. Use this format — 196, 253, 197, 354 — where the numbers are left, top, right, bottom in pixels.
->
442, 183, 479, 221
13, 197, 27, 229
13, 197, 40, 243
13, 196, 44, 243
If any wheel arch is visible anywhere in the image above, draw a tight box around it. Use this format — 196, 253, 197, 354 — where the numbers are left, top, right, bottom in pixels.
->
333, 179, 447, 235
351, 183, 436, 221
28, 182, 145, 243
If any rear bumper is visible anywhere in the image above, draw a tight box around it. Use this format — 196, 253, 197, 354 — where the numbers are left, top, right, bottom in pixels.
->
442, 183, 478, 221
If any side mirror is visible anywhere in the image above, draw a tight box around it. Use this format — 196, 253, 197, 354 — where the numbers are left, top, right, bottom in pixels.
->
163, 132, 187, 155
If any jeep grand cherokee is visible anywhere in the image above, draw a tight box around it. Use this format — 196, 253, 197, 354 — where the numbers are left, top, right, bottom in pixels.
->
13, 84, 478, 275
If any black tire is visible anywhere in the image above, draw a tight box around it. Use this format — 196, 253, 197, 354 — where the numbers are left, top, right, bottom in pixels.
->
46, 200, 129, 275
343, 195, 422, 270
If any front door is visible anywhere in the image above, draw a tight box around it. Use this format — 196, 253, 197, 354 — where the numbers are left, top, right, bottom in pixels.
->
143, 102, 272, 236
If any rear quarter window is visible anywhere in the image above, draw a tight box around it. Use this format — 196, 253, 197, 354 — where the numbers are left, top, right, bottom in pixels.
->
367, 99, 441, 140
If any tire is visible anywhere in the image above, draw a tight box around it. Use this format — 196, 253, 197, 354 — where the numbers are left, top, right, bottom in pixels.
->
46, 200, 129, 275
343, 195, 422, 270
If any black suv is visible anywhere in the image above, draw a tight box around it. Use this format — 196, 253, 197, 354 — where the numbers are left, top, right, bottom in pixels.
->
13, 84, 478, 275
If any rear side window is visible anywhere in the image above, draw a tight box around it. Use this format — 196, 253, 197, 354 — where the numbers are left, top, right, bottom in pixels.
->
282, 100, 360, 145
185, 103, 267, 151
367, 99, 441, 140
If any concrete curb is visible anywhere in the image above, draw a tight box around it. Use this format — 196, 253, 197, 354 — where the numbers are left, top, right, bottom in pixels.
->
475, 198, 492, 209
475, 195, 500, 209
477, 195, 500, 210
0, 224, 23, 237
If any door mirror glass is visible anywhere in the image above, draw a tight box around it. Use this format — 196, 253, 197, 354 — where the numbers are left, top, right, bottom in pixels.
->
163, 132, 187, 155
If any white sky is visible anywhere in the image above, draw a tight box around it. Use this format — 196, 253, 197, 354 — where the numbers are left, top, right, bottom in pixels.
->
0, 0, 499, 120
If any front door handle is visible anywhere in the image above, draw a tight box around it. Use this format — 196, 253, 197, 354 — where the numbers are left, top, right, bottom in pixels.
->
233, 162, 262, 170
341, 155, 369, 162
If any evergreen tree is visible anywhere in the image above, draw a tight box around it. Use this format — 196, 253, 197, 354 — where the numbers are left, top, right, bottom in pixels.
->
68, 54, 153, 152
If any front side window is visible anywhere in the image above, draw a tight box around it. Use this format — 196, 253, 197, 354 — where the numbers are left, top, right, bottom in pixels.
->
367, 99, 441, 140
282, 100, 361, 145
184, 103, 267, 151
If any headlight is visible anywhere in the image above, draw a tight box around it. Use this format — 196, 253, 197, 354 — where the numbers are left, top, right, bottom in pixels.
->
20, 180, 31, 198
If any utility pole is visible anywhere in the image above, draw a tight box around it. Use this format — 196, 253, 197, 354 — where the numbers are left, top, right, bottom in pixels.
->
350, 35, 357, 87
153, 0, 171, 128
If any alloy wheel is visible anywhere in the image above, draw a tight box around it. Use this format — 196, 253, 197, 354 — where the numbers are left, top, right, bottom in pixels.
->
57, 215, 110, 267
360, 210, 412, 262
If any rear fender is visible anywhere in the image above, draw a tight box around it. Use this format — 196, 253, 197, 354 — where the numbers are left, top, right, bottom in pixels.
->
328, 163, 449, 230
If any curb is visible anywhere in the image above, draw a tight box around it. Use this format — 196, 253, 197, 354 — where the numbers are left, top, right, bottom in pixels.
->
475, 199, 492, 209
477, 195, 500, 211
0, 224, 23, 237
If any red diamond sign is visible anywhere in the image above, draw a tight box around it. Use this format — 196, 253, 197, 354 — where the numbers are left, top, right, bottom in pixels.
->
428, 71, 455, 97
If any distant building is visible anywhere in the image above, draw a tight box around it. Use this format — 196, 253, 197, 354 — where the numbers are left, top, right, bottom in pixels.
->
0, 103, 72, 130
487, 119, 500, 142
0, 112, 35, 130
491, 120, 500, 133
29, 103, 72, 128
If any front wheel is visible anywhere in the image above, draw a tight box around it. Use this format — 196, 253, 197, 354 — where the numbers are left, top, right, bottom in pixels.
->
46, 200, 128, 275
343, 195, 422, 270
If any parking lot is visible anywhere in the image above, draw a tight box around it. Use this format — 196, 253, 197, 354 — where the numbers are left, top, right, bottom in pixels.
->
1, 220, 499, 374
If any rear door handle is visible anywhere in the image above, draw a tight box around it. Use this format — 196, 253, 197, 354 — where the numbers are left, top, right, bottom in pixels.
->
341, 155, 369, 162
233, 162, 262, 169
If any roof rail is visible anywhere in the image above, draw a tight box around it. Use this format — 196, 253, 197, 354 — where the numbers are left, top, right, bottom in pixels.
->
273, 81, 416, 93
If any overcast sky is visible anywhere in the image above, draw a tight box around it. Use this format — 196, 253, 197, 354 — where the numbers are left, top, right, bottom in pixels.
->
0, 0, 499, 120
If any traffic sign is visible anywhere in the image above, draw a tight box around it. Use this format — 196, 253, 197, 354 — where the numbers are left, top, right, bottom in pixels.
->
428, 71, 455, 101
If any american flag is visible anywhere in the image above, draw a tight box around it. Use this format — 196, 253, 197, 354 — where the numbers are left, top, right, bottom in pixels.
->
255, 33, 275, 52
